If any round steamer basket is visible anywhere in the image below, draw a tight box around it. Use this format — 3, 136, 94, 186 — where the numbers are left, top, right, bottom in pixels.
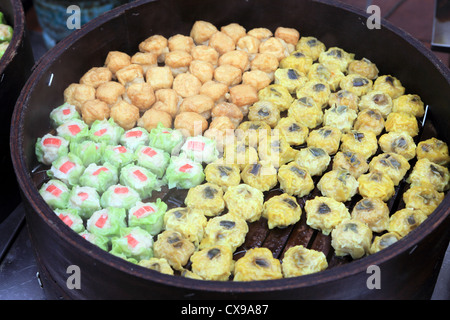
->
11, 0, 450, 299
0, 0, 34, 223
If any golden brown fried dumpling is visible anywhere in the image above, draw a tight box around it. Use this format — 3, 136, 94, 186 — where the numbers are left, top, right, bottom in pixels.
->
353, 108, 385, 136
339, 74, 373, 97
191, 45, 220, 66
306, 126, 342, 155
164, 207, 207, 246
131, 52, 158, 74
332, 151, 369, 179
262, 193, 302, 229
223, 184, 264, 222
184, 183, 225, 217
218, 50, 250, 72
275, 26, 300, 46
295, 36, 326, 61
199, 212, 248, 252
248, 100, 281, 128
296, 79, 331, 108
357, 171, 395, 202
392, 94, 425, 117
190, 245, 234, 281
242, 69, 272, 91
153, 230, 195, 271
179, 94, 215, 119
369, 232, 402, 254
403, 183, 445, 216
221, 23, 246, 44
406, 158, 450, 192
378, 131, 417, 161
233, 247, 282, 281
347, 57, 379, 80
164, 50, 193, 76
295, 147, 331, 176
250, 53, 279, 80
168, 34, 195, 52
388, 208, 427, 237
317, 169, 359, 202
318, 47, 355, 72
331, 219, 372, 259
340, 130, 378, 160
416, 137, 450, 166
241, 160, 278, 192
275, 117, 309, 146
279, 51, 314, 75
323, 105, 358, 133
373, 75, 405, 99
209, 31, 235, 56
200, 80, 228, 103
229, 84, 259, 116
189, 59, 215, 84
282, 245, 328, 277
351, 197, 389, 233
385, 112, 419, 138
153, 88, 181, 118
287, 96, 323, 129
305, 196, 351, 235
204, 160, 241, 191
358, 91, 393, 118
115, 64, 145, 86
369, 153, 410, 185
145, 66, 174, 91
277, 162, 315, 197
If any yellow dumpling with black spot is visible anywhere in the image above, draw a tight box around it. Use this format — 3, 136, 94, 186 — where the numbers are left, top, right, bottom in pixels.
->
282, 245, 328, 277
199, 212, 249, 252
392, 94, 425, 117
295, 36, 326, 61
385, 112, 419, 138
241, 160, 278, 192
164, 207, 207, 246
223, 140, 259, 171
332, 151, 369, 179
353, 108, 385, 136
340, 130, 378, 160
403, 183, 445, 216
248, 100, 281, 128
358, 90, 393, 118
318, 47, 355, 72
351, 197, 389, 233
257, 84, 294, 112
331, 218, 373, 259
373, 75, 405, 99
406, 158, 450, 192
416, 137, 450, 166
262, 193, 302, 229
339, 74, 373, 97
190, 245, 234, 281
274, 68, 308, 93
388, 208, 428, 237
308, 63, 345, 91
153, 230, 196, 271
378, 131, 417, 161
277, 161, 314, 197
306, 125, 342, 155
236, 120, 272, 148
258, 133, 297, 168
279, 50, 314, 75
185, 182, 225, 217
295, 147, 331, 176
287, 96, 323, 129
369, 232, 402, 254
347, 57, 379, 80
357, 171, 395, 202
204, 160, 241, 191
305, 196, 351, 235
223, 184, 264, 222
323, 105, 357, 133
233, 247, 283, 281
369, 153, 410, 186
317, 169, 359, 202
138, 257, 174, 275
328, 89, 360, 111
296, 79, 331, 108
275, 117, 309, 146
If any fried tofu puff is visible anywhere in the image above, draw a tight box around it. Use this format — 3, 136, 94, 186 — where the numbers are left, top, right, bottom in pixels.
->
347, 58, 379, 80
241, 161, 278, 192
318, 47, 355, 72
385, 112, 419, 138
105, 51, 131, 75
275, 117, 309, 146
388, 208, 428, 237
403, 183, 445, 216
275, 26, 300, 47
282, 245, 328, 277
258, 133, 297, 168
223, 184, 264, 222
190, 20, 218, 45
305, 196, 351, 235
233, 247, 283, 281
248, 100, 281, 128
328, 90, 360, 112
174, 112, 208, 137
190, 245, 234, 281
259, 36, 291, 61
351, 197, 389, 233
274, 68, 309, 93
306, 126, 342, 155
295, 36, 326, 61
295, 80, 331, 108
353, 108, 385, 136
373, 75, 405, 99
332, 151, 369, 179
242, 70, 272, 91
357, 171, 395, 202
236, 35, 260, 60
339, 74, 373, 97
145, 66, 174, 91
287, 96, 324, 129
295, 147, 331, 176
229, 84, 259, 116
331, 219, 373, 259
369, 153, 410, 185
369, 232, 402, 254
153, 230, 196, 271
277, 162, 314, 197
323, 105, 358, 133
407, 158, 450, 192
64, 83, 96, 112
204, 160, 241, 191
138, 257, 174, 275
173, 72, 203, 98
164, 207, 207, 246
358, 91, 393, 118
257, 84, 294, 112
378, 131, 417, 161
340, 130, 378, 160
308, 63, 345, 91
80, 67, 113, 88
262, 193, 302, 229
199, 212, 248, 252
110, 100, 140, 130
392, 94, 425, 118
317, 169, 359, 202
185, 183, 225, 217
96, 81, 126, 107
417, 138, 450, 166
280, 51, 314, 78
